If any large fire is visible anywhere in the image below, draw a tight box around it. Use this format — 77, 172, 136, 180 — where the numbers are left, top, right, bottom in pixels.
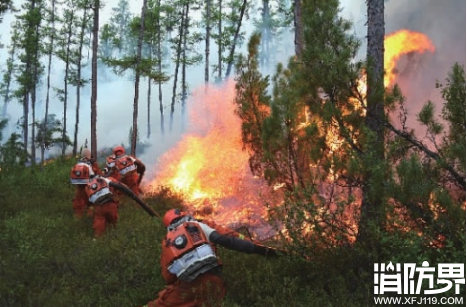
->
147, 29, 436, 239
147, 80, 278, 238
384, 29, 436, 87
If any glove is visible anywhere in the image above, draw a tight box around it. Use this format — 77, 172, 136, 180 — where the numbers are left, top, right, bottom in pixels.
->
252, 244, 278, 257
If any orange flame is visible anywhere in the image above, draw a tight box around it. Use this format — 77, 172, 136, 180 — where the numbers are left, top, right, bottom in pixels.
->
148, 80, 276, 237
384, 29, 436, 86
147, 29, 436, 240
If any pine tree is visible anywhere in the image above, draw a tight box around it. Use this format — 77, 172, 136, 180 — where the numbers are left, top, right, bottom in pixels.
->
233, 0, 465, 267
0, 21, 19, 118
224, 0, 249, 78
70, 0, 91, 156
14, 0, 44, 164
234, 33, 271, 177
357, 0, 386, 247
90, 0, 100, 159
55, 0, 78, 156
40, 0, 61, 164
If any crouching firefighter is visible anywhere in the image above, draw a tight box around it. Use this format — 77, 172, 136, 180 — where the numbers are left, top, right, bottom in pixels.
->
70, 148, 102, 219
85, 175, 157, 238
140, 209, 278, 307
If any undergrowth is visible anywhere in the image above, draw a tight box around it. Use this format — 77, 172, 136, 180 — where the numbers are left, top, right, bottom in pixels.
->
0, 158, 464, 306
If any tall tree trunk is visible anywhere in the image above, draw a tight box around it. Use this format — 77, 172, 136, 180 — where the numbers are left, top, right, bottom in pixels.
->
62, 12, 73, 156
225, 0, 247, 78
131, 0, 148, 155
30, 34, 40, 165
204, 0, 211, 84
22, 88, 30, 162
147, 75, 151, 139
217, 0, 222, 81
73, 5, 89, 156
181, 2, 189, 130
293, 0, 303, 58
30, 3, 43, 165
357, 0, 385, 246
156, 0, 164, 134
260, 0, 271, 67
170, 3, 187, 131
42, 0, 56, 164
90, 0, 99, 159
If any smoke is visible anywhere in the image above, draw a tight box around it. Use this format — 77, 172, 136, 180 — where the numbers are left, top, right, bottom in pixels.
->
341, 0, 465, 133
1, 1, 464, 161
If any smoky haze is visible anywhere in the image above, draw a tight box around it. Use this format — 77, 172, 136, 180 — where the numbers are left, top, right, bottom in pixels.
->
385, 0, 466, 126
0, 1, 464, 166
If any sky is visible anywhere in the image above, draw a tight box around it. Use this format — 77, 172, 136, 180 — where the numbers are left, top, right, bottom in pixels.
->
0, 0, 465, 164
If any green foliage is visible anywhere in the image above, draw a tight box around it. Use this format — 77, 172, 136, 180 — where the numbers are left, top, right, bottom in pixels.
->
234, 32, 271, 177
34, 114, 72, 150
0, 149, 464, 306
0, 132, 29, 169
232, 3, 465, 306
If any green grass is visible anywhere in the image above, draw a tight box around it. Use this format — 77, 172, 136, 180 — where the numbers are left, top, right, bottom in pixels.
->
0, 158, 464, 306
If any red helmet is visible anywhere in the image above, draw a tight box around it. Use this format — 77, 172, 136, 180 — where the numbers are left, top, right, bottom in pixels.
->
113, 145, 125, 156
163, 209, 187, 227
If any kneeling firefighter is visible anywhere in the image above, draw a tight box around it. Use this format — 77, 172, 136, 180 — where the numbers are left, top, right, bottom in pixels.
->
140, 209, 278, 307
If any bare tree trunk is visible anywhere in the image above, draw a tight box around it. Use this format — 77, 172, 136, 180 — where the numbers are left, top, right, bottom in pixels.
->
30, 13, 41, 165
156, 0, 164, 135
181, 2, 189, 130
170, 4, 187, 131
225, 0, 247, 78
73, 5, 89, 156
147, 75, 151, 139
260, 0, 271, 67
205, 0, 211, 84
91, 0, 99, 159
42, 0, 56, 164
217, 0, 222, 80
357, 0, 385, 245
131, 0, 148, 155
22, 90, 30, 161
62, 11, 74, 156
293, 0, 303, 58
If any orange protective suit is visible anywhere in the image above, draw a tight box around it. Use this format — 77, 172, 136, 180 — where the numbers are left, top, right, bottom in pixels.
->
85, 176, 119, 238
92, 201, 118, 237
114, 154, 146, 196
85, 175, 148, 238
141, 210, 276, 307
72, 185, 89, 218
70, 156, 102, 218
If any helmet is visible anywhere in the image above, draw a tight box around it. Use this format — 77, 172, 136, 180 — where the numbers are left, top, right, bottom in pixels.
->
113, 145, 125, 156
82, 148, 91, 159
163, 209, 187, 227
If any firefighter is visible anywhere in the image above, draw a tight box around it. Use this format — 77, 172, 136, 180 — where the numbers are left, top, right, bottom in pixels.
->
140, 209, 277, 307
84, 174, 146, 238
69, 148, 102, 219
104, 153, 121, 181
113, 145, 146, 196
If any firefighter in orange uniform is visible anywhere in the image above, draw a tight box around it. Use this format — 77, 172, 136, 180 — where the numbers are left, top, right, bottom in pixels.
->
85, 174, 146, 238
113, 146, 146, 196
69, 148, 102, 218
104, 153, 121, 181
140, 209, 277, 307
